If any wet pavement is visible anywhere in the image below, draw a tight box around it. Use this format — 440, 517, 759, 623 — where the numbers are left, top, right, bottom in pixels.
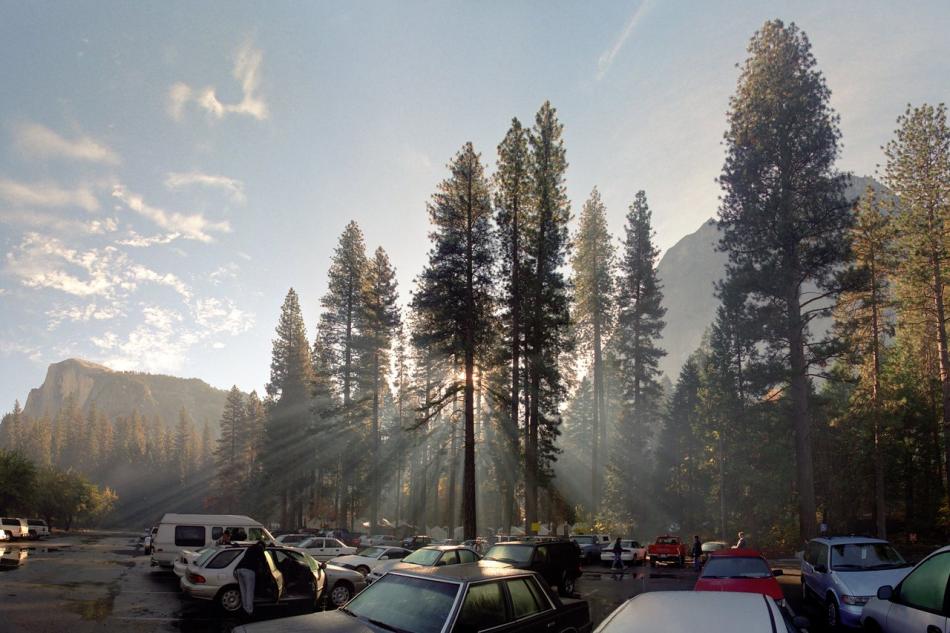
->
0, 534, 814, 633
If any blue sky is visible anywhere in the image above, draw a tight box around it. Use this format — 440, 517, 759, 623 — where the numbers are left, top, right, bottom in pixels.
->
1, 0, 948, 409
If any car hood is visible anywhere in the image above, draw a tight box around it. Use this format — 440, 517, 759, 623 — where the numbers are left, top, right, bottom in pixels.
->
234, 609, 381, 633
325, 563, 366, 580
694, 577, 784, 601
833, 567, 913, 597
330, 555, 376, 567
367, 559, 405, 577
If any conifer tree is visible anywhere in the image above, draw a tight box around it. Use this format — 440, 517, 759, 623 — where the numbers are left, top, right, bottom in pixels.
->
264, 288, 316, 527
884, 103, 950, 497
570, 187, 615, 514
174, 408, 195, 484
216, 386, 248, 512
609, 190, 666, 528
718, 20, 851, 539
412, 142, 495, 539
523, 102, 573, 533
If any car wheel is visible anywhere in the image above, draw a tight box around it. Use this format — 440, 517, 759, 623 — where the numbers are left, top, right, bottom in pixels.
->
217, 586, 243, 613
826, 595, 840, 629
355, 565, 370, 576
329, 582, 353, 608
559, 571, 576, 597
862, 619, 882, 633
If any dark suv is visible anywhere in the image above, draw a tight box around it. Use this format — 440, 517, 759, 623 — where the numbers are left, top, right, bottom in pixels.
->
483, 540, 582, 596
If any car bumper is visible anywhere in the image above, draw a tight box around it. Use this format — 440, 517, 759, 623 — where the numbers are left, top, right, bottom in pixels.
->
180, 577, 218, 601
839, 604, 865, 628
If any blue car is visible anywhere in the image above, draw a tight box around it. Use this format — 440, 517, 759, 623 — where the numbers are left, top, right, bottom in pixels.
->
801, 536, 913, 629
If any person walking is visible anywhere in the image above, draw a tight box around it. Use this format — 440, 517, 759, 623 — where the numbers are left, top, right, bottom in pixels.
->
691, 535, 703, 571
734, 531, 747, 550
611, 537, 624, 575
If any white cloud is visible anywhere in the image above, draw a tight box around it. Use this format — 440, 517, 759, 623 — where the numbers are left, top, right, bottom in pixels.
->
0, 178, 100, 212
168, 41, 268, 121
208, 262, 239, 284
112, 185, 230, 242
128, 264, 191, 299
0, 340, 43, 363
14, 122, 120, 164
165, 171, 246, 204
115, 231, 181, 247
93, 306, 198, 374
596, 0, 654, 81
0, 210, 117, 235
47, 302, 124, 329
193, 297, 254, 336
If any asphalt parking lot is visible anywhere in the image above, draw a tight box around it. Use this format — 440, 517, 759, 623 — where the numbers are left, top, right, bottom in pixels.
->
0, 533, 814, 633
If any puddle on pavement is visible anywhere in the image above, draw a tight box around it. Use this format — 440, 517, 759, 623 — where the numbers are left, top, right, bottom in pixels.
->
65, 582, 119, 621
0, 546, 28, 571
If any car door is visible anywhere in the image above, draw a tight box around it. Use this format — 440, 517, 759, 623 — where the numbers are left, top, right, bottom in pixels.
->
308, 538, 326, 560
885, 552, 950, 633
531, 546, 554, 586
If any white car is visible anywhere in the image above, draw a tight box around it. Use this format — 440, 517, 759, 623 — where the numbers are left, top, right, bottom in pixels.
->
362, 534, 401, 546
0, 529, 8, 541
323, 563, 368, 608
861, 544, 950, 632
173, 547, 208, 578
365, 545, 480, 584
594, 591, 809, 633
274, 533, 311, 545
600, 540, 646, 566
25, 519, 49, 539
329, 546, 411, 576
0, 518, 28, 539
180, 545, 325, 614
296, 536, 356, 561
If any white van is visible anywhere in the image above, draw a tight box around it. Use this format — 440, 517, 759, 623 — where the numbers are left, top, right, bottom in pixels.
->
0, 518, 28, 539
150, 513, 273, 568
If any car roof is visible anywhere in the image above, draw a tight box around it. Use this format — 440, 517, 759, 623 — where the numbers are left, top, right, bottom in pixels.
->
420, 545, 476, 552
599, 591, 780, 633
391, 560, 526, 582
812, 536, 889, 545
709, 549, 766, 559
158, 513, 263, 526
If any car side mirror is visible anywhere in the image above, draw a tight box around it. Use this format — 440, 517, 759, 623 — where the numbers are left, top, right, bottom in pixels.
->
772, 569, 783, 577
877, 585, 893, 601
791, 615, 810, 630
815, 563, 827, 574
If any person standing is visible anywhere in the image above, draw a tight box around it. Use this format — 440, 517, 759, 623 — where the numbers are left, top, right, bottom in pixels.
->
691, 535, 702, 571
734, 531, 747, 549
234, 541, 270, 614
611, 537, 624, 574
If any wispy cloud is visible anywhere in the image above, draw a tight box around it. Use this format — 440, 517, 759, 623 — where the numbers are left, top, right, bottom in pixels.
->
112, 185, 230, 242
596, 0, 654, 81
0, 210, 116, 235
0, 178, 100, 212
193, 297, 254, 336
47, 302, 124, 329
116, 230, 181, 248
14, 122, 120, 164
165, 171, 246, 204
168, 41, 268, 121
92, 305, 198, 374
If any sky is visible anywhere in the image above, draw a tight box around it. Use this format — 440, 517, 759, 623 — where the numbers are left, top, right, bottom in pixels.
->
1, 0, 948, 409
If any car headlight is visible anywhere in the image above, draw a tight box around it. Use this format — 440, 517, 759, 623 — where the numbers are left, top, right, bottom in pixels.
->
841, 595, 871, 606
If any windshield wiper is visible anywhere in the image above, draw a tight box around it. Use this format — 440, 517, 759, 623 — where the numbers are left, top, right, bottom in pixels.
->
368, 618, 407, 633
339, 607, 356, 617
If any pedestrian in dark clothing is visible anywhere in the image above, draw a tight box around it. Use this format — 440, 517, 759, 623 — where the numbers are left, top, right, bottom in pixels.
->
611, 537, 624, 574
692, 536, 702, 571
234, 541, 272, 614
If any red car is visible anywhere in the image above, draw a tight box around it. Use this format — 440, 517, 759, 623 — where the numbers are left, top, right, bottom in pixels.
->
694, 549, 786, 607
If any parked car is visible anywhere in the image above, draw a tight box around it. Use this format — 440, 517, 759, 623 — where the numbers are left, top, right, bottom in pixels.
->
571, 535, 603, 564
180, 544, 325, 614
25, 519, 49, 539
330, 545, 412, 576
151, 513, 273, 568
232, 562, 592, 633
295, 536, 356, 561
594, 591, 808, 633
483, 540, 582, 596
701, 540, 729, 563
0, 518, 28, 539
366, 545, 481, 584
323, 562, 369, 608
0, 529, 9, 542
599, 540, 646, 566
801, 536, 912, 629
403, 535, 432, 550
861, 544, 950, 633
174, 547, 209, 578
274, 533, 310, 545
694, 550, 786, 607
647, 535, 687, 568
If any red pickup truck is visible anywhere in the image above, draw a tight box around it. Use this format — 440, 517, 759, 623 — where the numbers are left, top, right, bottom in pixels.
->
647, 535, 687, 568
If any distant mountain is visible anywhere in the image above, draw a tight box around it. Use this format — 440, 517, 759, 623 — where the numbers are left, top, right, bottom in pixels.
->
656, 175, 882, 380
22, 358, 229, 428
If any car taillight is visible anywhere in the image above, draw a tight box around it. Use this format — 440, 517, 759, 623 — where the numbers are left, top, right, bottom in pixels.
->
188, 573, 206, 584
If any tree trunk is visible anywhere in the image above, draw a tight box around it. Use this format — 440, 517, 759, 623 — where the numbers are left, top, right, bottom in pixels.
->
592, 316, 603, 515
462, 177, 477, 540
508, 189, 521, 538
870, 254, 886, 539
931, 253, 950, 498
788, 285, 817, 541
370, 351, 380, 533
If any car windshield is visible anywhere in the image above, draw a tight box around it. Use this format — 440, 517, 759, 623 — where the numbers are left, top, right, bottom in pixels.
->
701, 556, 772, 578
573, 536, 595, 545
343, 573, 459, 633
356, 546, 387, 558
484, 545, 533, 564
403, 548, 442, 566
831, 543, 908, 570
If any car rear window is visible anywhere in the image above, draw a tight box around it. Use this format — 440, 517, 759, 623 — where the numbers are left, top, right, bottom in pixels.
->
657, 537, 678, 544
207, 549, 243, 569
485, 544, 533, 564
702, 556, 772, 578
27, 520, 46, 527
174, 525, 206, 547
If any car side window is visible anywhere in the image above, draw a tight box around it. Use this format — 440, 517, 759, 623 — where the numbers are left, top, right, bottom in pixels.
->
207, 550, 242, 569
897, 552, 950, 614
440, 551, 460, 566
459, 550, 477, 564
508, 578, 545, 619
390, 549, 407, 560
211, 527, 223, 540
456, 582, 508, 633
174, 525, 205, 547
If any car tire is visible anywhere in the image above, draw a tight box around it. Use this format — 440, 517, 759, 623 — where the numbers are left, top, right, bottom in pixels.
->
329, 581, 353, 608
217, 586, 243, 613
826, 595, 840, 629
558, 571, 576, 597
355, 565, 370, 576
862, 619, 882, 633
